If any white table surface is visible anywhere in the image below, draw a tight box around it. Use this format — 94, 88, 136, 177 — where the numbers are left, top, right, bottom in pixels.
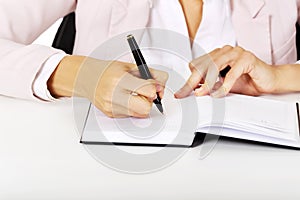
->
1, 95, 300, 200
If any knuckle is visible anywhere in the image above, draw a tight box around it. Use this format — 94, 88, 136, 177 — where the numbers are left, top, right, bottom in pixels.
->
151, 69, 169, 82
189, 61, 196, 69
211, 48, 221, 55
242, 51, 255, 61
222, 45, 233, 50
141, 82, 156, 98
234, 46, 244, 52
213, 58, 222, 68
190, 67, 197, 73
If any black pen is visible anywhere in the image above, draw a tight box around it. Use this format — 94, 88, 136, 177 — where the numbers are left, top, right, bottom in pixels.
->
127, 34, 164, 114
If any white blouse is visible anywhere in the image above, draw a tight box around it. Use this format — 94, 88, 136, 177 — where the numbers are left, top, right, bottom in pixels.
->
148, 0, 235, 55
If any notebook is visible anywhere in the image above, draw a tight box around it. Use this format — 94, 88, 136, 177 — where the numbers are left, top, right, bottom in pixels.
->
80, 89, 300, 148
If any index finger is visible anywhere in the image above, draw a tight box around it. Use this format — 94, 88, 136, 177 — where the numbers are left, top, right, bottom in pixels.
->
174, 66, 205, 99
211, 59, 245, 98
130, 67, 169, 99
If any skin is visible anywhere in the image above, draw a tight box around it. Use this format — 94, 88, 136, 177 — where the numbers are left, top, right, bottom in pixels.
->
175, 46, 300, 98
48, 56, 168, 118
179, 0, 203, 41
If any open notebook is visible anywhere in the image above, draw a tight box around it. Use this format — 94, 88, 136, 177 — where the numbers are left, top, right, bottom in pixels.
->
80, 91, 300, 148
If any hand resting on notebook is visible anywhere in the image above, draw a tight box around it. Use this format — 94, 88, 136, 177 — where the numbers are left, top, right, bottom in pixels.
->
175, 45, 300, 98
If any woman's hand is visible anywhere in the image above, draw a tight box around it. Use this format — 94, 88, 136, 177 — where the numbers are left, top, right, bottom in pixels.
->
48, 56, 168, 118
175, 45, 280, 98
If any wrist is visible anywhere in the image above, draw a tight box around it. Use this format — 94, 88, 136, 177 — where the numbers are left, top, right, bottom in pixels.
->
271, 66, 283, 93
47, 55, 86, 98
272, 64, 300, 93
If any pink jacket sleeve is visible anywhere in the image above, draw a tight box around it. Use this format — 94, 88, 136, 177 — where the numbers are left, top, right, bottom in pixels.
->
0, 0, 76, 100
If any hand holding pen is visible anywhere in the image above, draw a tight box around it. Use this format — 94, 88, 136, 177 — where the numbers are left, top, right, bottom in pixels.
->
127, 34, 165, 114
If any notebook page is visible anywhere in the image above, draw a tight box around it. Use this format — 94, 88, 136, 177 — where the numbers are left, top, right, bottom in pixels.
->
82, 92, 299, 145
196, 94, 299, 141
81, 89, 198, 145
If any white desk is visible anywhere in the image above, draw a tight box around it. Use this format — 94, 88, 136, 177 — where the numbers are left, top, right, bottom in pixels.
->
1, 95, 300, 200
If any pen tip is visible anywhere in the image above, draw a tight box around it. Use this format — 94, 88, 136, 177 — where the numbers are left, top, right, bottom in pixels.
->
156, 104, 164, 114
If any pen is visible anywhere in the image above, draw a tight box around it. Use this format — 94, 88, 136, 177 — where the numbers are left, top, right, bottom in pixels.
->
127, 34, 164, 114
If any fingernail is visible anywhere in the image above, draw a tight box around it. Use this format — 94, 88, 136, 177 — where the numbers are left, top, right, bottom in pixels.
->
195, 84, 208, 96
153, 93, 158, 99
156, 84, 162, 92
194, 87, 204, 96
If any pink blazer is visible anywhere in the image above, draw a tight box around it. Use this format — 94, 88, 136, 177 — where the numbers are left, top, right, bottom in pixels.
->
0, 0, 299, 100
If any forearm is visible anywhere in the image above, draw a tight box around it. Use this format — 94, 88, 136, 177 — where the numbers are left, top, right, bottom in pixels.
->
274, 64, 300, 93
47, 55, 109, 100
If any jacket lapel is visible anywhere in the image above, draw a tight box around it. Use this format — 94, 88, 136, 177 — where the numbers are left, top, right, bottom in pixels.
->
231, 0, 272, 64
246, 0, 265, 18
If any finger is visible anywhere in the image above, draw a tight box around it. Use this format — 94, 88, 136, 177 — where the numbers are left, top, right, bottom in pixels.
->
110, 104, 132, 118
112, 100, 151, 118
213, 46, 244, 72
129, 68, 168, 99
129, 67, 168, 85
149, 68, 169, 85
148, 68, 168, 99
204, 61, 220, 92
175, 53, 218, 98
93, 94, 131, 118
198, 46, 243, 96
174, 72, 202, 98
175, 46, 232, 98
194, 83, 210, 96
128, 95, 153, 118
190, 47, 222, 70
110, 93, 152, 118
122, 61, 139, 71
211, 59, 246, 98
109, 100, 151, 118
103, 91, 153, 118
119, 73, 158, 100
